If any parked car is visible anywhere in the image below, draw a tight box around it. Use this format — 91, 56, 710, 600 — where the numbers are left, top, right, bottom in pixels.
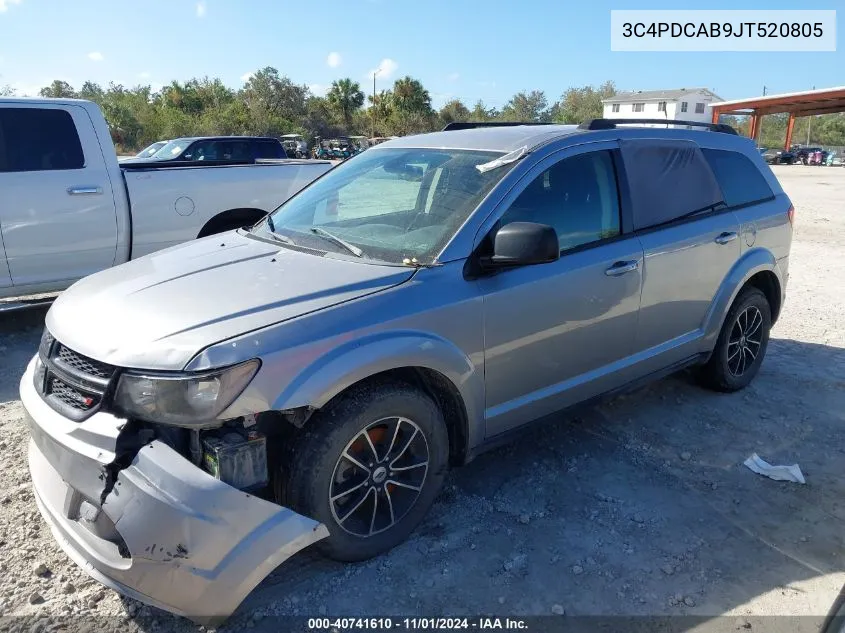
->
22, 119, 792, 622
121, 135, 287, 164
794, 146, 824, 165
0, 98, 333, 307
134, 140, 169, 159
760, 147, 795, 165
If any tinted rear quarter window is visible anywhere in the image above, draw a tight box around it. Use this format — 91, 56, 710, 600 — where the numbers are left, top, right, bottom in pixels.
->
255, 140, 285, 159
702, 148, 773, 208
0, 108, 84, 172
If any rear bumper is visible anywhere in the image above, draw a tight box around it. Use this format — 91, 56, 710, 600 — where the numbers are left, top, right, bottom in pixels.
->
22, 357, 328, 621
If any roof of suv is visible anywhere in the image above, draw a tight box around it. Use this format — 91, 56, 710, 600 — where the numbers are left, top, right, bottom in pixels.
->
379, 125, 582, 153
173, 136, 281, 143
376, 122, 756, 155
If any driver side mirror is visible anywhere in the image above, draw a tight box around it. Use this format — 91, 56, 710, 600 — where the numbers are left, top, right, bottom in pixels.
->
482, 222, 560, 268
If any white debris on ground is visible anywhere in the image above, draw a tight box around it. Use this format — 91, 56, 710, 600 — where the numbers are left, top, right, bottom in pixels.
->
744, 453, 806, 484
0, 166, 844, 632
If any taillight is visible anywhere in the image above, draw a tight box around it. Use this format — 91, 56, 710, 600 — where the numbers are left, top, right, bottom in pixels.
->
787, 204, 795, 226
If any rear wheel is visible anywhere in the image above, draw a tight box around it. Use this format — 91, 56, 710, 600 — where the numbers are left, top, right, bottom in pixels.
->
698, 287, 771, 392
280, 382, 449, 561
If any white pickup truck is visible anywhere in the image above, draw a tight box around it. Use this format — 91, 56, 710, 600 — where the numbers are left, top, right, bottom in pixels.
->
0, 98, 333, 308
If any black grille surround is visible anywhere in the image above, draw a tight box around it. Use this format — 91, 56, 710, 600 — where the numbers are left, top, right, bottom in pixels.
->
35, 329, 119, 421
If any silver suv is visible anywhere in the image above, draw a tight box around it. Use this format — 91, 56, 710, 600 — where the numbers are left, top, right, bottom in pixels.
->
21, 120, 793, 621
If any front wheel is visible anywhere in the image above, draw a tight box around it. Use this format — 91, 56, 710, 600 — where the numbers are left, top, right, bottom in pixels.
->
280, 382, 449, 561
697, 287, 771, 392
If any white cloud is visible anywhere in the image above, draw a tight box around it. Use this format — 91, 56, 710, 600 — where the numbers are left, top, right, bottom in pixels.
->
0, 0, 22, 14
367, 58, 398, 82
326, 52, 342, 68
477, 80, 497, 88
196, 1, 206, 17
447, 72, 460, 82
87, 51, 104, 62
308, 83, 329, 97
138, 71, 151, 79
240, 71, 253, 83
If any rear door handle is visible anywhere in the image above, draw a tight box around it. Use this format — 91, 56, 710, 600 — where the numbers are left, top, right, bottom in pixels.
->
605, 260, 639, 277
67, 186, 103, 195
714, 231, 738, 245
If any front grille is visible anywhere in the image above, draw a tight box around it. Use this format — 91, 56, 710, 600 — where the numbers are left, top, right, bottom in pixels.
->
55, 345, 113, 380
47, 376, 100, 412
35, 328, 117, 421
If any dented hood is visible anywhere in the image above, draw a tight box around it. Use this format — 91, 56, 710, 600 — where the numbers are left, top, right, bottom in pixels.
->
46, 231, 413, 370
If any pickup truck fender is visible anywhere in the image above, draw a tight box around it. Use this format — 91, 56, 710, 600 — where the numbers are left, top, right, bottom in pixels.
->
270, 331, 485, 456
700, 247, 785, 353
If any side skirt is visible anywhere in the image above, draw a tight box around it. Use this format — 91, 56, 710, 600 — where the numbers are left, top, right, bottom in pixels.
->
465, 353, 708, 462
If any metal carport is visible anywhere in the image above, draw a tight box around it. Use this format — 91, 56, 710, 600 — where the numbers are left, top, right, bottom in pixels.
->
711, 86, 845, 150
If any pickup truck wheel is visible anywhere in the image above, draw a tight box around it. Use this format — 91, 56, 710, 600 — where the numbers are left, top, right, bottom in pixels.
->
280, 382, 449, 562
698, 287, 771, 392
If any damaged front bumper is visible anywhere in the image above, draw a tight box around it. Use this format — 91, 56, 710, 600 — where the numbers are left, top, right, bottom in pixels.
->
21, 357, 328, 621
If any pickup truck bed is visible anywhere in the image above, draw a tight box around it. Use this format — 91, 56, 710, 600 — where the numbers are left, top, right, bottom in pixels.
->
120, 159, 328, 259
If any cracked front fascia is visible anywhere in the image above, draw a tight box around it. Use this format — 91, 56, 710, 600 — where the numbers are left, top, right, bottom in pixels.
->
101, 440, 328, 569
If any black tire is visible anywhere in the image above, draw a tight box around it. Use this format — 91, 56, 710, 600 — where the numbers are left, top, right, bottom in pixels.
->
280, 381, 449, 562
698, 287, 771, 392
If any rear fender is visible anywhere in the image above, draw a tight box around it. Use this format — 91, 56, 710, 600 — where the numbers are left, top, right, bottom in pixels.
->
271, 331, 484, 451
701, 247, 783, 351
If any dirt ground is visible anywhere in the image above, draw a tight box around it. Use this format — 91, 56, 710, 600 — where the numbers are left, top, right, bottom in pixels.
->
0, 165, 843, 632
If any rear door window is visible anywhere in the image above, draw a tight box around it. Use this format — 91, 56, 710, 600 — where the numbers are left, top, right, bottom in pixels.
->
702, 148, 774, 208
0, 108, 84, 172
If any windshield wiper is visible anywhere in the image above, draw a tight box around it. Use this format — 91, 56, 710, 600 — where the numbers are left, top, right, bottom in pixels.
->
267, 231, 295, 245
259, 215, 296, 245
309, 226, 363, 258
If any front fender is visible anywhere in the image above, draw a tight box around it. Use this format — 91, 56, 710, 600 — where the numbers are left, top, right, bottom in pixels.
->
701, 247, 784, 350
271, 331, 484, 448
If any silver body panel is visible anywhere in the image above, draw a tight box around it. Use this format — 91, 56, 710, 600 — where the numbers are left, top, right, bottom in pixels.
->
22, 123, 792, 620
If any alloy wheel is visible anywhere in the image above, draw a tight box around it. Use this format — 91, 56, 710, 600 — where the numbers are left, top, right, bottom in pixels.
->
727, 306, 763, 377
329, 417, 429, 537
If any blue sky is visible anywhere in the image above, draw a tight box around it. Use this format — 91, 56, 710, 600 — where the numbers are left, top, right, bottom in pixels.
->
0, 0, 842, 108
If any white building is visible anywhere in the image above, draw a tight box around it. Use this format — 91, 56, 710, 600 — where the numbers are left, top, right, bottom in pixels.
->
602, 88, 723, 128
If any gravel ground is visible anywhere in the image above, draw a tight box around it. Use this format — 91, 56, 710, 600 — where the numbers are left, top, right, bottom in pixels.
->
0, 165, 843, 632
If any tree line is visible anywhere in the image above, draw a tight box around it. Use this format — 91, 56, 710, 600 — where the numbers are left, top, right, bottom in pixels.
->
3, 71, 844, 151
1, 71, 615, 152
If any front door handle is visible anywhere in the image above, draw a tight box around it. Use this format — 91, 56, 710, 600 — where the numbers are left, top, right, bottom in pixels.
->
714, 231, 738, 245
67, 186, 103, 195
605, 260, 639, 277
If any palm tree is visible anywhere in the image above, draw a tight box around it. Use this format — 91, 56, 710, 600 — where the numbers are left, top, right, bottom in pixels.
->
392, 76, 432, 114
327, 78, 365, 129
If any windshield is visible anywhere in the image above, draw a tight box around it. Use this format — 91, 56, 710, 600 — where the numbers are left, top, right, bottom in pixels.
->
251, 147, 511, 265
137, 142, 166, 158
149, 139, 191, 160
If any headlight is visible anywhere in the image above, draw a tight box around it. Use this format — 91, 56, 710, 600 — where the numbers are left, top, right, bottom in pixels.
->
113, 359, 260, 427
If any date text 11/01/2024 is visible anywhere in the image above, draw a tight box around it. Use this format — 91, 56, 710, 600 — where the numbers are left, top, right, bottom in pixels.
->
307, 618, 529, 630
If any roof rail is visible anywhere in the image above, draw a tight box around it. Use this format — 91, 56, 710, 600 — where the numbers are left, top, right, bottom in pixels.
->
578, 118, 738, 135
442, 121, 556, 131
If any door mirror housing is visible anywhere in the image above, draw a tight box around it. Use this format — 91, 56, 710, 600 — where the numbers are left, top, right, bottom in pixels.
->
483, 222, 560, 268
